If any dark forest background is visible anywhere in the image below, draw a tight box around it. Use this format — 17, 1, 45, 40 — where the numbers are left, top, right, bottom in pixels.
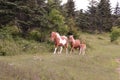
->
0, 0, 120, 42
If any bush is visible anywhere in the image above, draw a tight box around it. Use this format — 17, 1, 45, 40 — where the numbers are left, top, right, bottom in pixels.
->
110, 27, 120, 42
0, 26, 51, 56
29, 29, 41, 41
67, 18, 80, 38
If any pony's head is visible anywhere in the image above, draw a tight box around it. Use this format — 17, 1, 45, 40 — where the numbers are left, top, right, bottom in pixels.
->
51, 32, 57, 41
69, 35, 74, 42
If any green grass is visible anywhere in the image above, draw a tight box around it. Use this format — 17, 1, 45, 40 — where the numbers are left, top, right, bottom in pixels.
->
0, 33, 120, 80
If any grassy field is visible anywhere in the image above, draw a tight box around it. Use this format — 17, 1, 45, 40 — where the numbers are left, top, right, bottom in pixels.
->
0, 33, 120, 80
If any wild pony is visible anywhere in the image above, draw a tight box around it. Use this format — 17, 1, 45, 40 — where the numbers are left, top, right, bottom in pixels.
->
69, 35, 86, 55
50, 32, 68, 54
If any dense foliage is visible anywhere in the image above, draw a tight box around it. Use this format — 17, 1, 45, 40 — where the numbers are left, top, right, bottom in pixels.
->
110, 27, 120, 42
0, 0, 120, 40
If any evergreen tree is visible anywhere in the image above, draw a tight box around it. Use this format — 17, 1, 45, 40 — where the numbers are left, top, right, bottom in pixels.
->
75, 10, 90, 32
53, 0, 62, 10
97, 0, 112, 32
47, 0, 68, 34
113, 2, 120, 27
0, 0, 17, 27
76, 0, 98, 33
15, 0, 49, 38
63, 0, 79, 37
114, 2, 120, 16
87, 0, 98, 32
65, 0, 75, 18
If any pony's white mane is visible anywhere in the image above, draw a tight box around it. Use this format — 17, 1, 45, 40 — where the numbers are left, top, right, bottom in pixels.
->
56, 32, 61, 38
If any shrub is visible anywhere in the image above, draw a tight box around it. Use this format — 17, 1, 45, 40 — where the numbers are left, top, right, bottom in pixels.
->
67, 18, 80, 38
59, 25, 69, 35
110, 27, 120, 42
29, 29, 41, 41
0, 25, 54, 56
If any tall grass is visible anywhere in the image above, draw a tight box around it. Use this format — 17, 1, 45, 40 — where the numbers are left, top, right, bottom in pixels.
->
0, 33, 120, 80
0, 61, 41, 80
0, 26, 120, 80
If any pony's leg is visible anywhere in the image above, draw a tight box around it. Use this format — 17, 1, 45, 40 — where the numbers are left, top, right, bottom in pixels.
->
83, 50, 85, 55
79, 48, 82, 55
53, 47, 57, 54
59, 46, 63, 54
82, 46, 86, 55
70, 47, 74, 54
66, 48, 68, 54
82, 49, 86, 55
65, 44, 68, 54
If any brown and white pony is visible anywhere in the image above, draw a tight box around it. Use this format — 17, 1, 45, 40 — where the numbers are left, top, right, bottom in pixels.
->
69, 35, 86, 55
50, 32, 68, 54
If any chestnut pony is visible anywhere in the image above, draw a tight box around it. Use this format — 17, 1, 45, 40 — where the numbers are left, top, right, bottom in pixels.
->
51, 32, 68, 54
69, 35, 86, 55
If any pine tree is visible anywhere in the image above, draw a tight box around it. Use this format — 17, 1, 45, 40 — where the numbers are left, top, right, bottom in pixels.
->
15, 0, 49, 38
75, 10, 89, 32
65, 0, 75, 18
87, 0, 98, 32
47, 0, 68, 34
63, 0, 79, 37
113, 2, 120, 27
97, 0, 112, 32
0, 0, 17, 27
114, 2, 120, 16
